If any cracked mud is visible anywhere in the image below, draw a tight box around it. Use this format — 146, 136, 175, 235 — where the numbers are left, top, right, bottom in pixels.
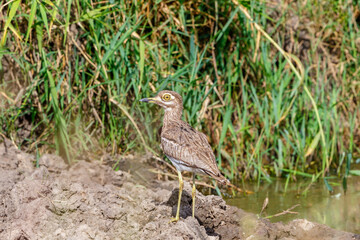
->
0, 144, 359, 240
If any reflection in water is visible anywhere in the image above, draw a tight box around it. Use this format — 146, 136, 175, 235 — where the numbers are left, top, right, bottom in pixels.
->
225, 176, 360, 234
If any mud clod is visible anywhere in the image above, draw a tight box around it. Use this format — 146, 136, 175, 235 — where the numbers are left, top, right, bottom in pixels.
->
0, 146, 358, 240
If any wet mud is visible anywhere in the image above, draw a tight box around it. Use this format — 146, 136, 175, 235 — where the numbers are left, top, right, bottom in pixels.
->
0, 144, 359, 240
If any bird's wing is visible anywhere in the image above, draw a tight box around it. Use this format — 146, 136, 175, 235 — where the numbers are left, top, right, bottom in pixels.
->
161, 121, 222, 179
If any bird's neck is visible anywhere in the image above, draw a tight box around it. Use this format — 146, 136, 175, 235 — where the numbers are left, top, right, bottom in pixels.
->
163, 106, 183, 127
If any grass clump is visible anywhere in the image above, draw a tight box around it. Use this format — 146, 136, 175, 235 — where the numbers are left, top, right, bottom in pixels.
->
0, 0, 359, 184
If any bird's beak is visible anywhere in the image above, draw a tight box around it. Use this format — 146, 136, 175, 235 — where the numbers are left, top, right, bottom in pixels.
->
139, 97, 156, 103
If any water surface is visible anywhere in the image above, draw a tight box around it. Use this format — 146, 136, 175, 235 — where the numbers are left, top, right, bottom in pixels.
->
225, 176, 360, 234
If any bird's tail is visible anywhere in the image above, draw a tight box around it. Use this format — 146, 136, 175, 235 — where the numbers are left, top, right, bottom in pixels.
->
207, 170, 247, 193
213, 173, 230, 186
209, 171, 245, 192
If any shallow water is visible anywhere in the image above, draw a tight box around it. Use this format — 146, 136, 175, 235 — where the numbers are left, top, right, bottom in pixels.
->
225, 176, 360, 234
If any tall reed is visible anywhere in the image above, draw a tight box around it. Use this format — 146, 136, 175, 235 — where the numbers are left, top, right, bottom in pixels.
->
0, 0, 358, 183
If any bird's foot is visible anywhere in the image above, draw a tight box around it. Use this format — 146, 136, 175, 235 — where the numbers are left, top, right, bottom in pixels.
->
169, 217, 180, 223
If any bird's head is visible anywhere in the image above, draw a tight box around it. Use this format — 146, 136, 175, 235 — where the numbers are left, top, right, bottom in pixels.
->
139, 90, 183, 111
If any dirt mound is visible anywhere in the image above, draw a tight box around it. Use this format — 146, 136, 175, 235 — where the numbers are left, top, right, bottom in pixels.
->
0, 145, 359, 240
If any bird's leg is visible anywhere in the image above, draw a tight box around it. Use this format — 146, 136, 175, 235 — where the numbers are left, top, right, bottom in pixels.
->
170, 171, 183, 223
192, 173, 196, 218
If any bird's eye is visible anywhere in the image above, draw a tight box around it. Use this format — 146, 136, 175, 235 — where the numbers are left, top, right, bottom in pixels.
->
162, 93, 171, 101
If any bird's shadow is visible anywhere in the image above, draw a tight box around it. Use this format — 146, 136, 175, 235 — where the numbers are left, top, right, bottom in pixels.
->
166, 188, 193, 219
165, 188, 220, 238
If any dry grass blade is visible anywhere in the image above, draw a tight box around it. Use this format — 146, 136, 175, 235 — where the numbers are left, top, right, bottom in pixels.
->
259, 197, 269, 216
265, 204, 300, 219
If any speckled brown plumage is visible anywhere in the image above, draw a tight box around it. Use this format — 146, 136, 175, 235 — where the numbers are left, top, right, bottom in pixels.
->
161, 112, 227, 183
140, 90, 228, 222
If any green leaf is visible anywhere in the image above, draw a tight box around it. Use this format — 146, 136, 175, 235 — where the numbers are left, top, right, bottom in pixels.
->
345, 153, 352, 175
305, 131, 321, 157
349, 170, 360, 176
342, 176, 347, 194
36, 23, 43, 50
41, 0, 55, 7
39, 2, 50, 38
8, 23, 22, 40
139, 40, 145, 83
25, 0, 37, 42
80, 5, 115, 21
63, 0, 72, 45
1, 0, 21, 47
101, 20, 142, 64
217, 108, 232, 167
324, 178, 333, 192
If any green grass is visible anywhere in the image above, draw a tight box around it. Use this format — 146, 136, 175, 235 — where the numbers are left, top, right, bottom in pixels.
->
0, 0, 359, 185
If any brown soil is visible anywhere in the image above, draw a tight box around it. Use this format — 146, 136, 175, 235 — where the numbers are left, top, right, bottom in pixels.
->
0, 143, 359, 240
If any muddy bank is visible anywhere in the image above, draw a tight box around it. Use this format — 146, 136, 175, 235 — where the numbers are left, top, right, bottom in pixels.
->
0, 144, 359, 240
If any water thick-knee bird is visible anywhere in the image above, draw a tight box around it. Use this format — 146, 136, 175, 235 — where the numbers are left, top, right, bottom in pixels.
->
140, 90, 229, 222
